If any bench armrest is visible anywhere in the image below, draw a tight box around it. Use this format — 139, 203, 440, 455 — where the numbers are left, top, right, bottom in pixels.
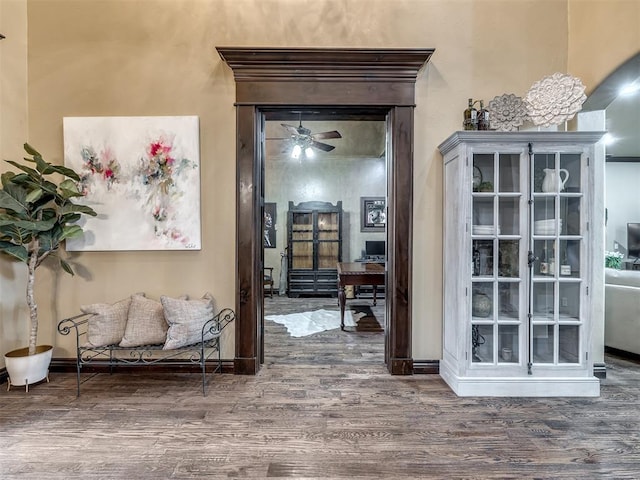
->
202, 308, 235, 341
57, 313, 92, 335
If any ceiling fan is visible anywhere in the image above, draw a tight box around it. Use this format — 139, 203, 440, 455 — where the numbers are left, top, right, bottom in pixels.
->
269, 118, 342, 159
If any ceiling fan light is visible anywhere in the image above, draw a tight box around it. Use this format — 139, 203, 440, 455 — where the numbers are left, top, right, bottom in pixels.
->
291, 144, 302, 159
305, 147, 315, 158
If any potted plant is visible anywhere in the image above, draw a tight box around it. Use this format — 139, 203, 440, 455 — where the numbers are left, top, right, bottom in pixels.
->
0, 143, 96, 391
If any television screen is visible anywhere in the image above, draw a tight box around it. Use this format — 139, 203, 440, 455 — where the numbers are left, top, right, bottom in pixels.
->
628, 223, 640, 259
365, 240, 385, 257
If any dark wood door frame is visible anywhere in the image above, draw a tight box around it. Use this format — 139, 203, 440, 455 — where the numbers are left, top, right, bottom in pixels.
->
217, 47, 434, 375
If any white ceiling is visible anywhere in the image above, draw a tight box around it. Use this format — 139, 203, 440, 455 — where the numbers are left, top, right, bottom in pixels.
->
606, 92, 640, 157
583, 52, 640, 158
265, 120, 386, 160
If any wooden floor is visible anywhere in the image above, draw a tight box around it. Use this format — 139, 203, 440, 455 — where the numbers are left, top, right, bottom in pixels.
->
263, 295, 385, 366
1, 297, 640, 479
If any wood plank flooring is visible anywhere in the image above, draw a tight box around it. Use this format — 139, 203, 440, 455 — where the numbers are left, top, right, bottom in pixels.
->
1, 297, 639, 479
263, 296, 384, 366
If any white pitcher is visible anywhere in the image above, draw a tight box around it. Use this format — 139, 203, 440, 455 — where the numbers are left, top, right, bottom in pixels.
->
541, 168, 570, 192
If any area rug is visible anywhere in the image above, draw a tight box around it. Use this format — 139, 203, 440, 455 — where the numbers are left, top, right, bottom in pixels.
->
265, 309, 357, 337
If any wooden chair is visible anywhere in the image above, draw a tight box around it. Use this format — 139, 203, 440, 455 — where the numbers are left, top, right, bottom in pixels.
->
263, 267, 274, 298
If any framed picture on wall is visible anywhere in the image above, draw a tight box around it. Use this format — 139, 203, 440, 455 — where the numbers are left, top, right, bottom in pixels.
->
361, 197, 386, 232
63, 115, 201, 251
264, 202, 277, 248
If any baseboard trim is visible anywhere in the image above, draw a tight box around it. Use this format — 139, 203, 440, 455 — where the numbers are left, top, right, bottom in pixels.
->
49, 358, 235, 374
11, 357, 605, 380
605, 346, 640, 363
412, 359, 440, 374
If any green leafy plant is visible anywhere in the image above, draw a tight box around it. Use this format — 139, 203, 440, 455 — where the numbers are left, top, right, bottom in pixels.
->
605, 251, 624, 269
0, 144, 97, 355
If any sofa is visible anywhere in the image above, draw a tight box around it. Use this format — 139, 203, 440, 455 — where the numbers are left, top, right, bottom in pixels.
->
605, 268, 640, 356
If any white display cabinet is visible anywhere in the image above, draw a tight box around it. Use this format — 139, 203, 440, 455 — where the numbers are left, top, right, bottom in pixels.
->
438, 131, 604, 397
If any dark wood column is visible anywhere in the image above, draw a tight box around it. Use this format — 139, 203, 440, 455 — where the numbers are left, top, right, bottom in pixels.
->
234, 105, 261, 374
385, 106, 414, 374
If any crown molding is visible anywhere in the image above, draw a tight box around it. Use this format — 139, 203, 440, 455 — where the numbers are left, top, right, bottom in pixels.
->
216, 47, 434, 83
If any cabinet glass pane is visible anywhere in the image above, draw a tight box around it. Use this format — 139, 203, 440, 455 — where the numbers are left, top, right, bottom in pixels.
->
498, 154, 520, 192
291, 213, 313, 240
558, 282, 580, 320
472, 240, 494, 277
559, 154, 582, 193
533, 153, 555, 193
291, 242, 312, 269
533, 239, 556, 277
498, 240, 519, 278
532, 282, 554, 319
472, 324, 493, 363
498, 282, 519, 319
498, 198, 519, 235
498, 325, 519, 363
473, 197, 495, 233
318, 212, 339, 232
473, 154, 494, 192
292, 213, 312, 231
560, 196, 581, 236
318, 242, 338, 269
318, 230, 338, 241
532, 325, 554, 363
472, 282, 493, 318
559, 239, 580, 277
558, 325, 580, 363
533, 197, 558, 235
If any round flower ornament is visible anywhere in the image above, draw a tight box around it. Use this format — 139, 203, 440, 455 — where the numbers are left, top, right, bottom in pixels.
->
524, 72, 587, 127
487, 94, 528, 131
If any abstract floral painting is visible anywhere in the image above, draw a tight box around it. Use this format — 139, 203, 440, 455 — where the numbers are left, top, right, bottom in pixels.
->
63, 116, 201, 251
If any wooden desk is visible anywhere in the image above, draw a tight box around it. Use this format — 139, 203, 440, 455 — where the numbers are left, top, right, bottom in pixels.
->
337, 262, 385, 330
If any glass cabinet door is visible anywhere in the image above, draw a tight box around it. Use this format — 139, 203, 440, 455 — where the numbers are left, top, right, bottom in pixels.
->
531, 152, 583, 365
471, 152, 523, 365
317, 211, 340, 269
290, 212, 313, 269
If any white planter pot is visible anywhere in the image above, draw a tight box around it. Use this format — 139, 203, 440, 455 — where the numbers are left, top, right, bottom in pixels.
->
4, 345, 53, 392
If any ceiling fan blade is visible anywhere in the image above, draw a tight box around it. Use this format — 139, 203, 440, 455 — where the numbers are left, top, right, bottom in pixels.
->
311, 141, 336, 152
312, 130, 342, 140
281, 124, 299, 135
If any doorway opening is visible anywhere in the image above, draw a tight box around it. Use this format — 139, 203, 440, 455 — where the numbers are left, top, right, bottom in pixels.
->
216, 46, 434, 375
261, 108, 388, 365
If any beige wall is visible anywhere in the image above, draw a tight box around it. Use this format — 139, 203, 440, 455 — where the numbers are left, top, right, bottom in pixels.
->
0, 0, 29, 368
568, 0, 640, 94
0, 0, 635, 367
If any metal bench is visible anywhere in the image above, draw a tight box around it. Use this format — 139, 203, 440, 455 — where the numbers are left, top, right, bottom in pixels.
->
57, 308, 235, 397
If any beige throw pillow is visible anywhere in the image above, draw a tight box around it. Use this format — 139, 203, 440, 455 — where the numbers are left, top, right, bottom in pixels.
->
119, 294, 168, 347
81, 297, 131, 347
161, 293, 215, 350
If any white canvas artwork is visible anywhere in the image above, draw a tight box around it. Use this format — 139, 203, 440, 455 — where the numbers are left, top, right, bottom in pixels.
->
63, 116, 201, 251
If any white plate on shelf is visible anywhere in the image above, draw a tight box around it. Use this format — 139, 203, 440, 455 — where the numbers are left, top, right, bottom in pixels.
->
535, 219, 562, 227
473, 225, 500, 235
534, 220, 562, 235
